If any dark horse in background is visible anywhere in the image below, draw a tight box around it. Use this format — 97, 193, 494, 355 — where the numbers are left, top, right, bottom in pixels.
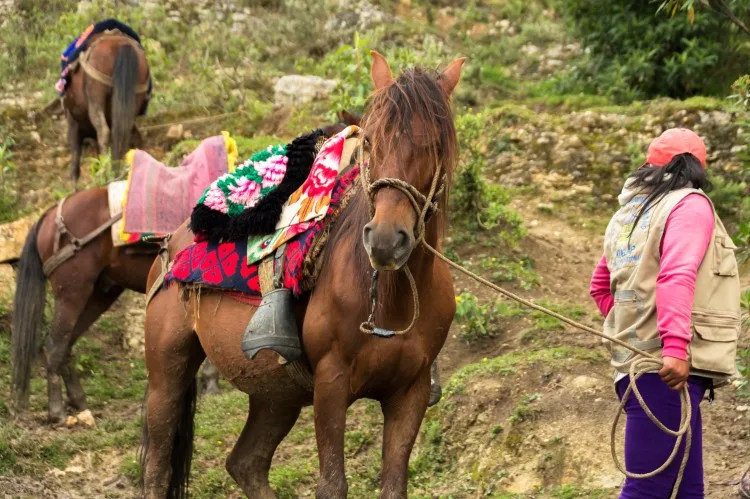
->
8, 114, 361, 424
140, 52, 464, 498
62, 27, 150, 186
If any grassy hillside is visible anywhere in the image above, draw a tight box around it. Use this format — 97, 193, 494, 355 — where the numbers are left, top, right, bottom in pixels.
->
0, 0, 748, 497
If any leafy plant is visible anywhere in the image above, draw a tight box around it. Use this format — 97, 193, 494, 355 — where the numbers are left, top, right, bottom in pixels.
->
557, 0, 750, 102
86, 154, 120, 187
455, 292, 491, 343
0, 136, 19, 223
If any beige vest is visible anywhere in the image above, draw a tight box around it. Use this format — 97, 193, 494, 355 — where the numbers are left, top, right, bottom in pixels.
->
602, 186, 740, 381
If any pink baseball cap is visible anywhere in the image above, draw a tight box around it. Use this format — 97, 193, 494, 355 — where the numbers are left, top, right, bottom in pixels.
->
644, 128, 707, 169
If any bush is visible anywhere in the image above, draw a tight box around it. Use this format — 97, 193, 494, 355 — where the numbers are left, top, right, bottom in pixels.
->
557, 0, 750, 102
451, 111, 527, 246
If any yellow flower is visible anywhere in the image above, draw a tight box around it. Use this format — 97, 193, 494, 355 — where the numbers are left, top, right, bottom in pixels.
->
455, 296, 463, 303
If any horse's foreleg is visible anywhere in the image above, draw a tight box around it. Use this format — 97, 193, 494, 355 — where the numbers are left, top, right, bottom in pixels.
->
227, 396, 301, 497
379, 369, 431, 499
66, 112, 83, 187
88, 101, 110, 157
313, 358, 350, 499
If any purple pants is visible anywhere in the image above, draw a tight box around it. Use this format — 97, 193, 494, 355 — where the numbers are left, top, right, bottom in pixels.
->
616, 373, 710, 498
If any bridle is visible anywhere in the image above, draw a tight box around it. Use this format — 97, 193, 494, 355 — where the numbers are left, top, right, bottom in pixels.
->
356, 135, 447, 337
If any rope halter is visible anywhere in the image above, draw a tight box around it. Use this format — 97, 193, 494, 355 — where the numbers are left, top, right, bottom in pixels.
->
357, 136, 446, 337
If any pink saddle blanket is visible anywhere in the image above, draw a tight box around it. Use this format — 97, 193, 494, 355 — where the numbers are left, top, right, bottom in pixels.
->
122, 135, 232, 235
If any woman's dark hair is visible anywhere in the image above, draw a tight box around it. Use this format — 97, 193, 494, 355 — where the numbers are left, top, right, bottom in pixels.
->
628, 153, 711, 237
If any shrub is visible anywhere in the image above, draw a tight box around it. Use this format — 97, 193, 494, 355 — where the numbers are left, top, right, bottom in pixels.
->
557, 0, 750, 101
451, 111, 527, 246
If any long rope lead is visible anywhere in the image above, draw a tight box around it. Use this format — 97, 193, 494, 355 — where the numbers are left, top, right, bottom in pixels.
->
358, 135, 690, 497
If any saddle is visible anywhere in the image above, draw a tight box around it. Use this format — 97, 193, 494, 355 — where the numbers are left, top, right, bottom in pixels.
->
239, 127, 362, 369
163, 126, 363, 390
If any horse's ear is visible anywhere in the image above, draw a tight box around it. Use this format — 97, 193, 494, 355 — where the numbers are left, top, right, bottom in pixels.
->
439, 57, 466, 96
370, 50, 393, 91
340, 110, 361, 126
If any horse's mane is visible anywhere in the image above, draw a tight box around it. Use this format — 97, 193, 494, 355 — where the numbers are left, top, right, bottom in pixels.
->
320, 66, 458, 307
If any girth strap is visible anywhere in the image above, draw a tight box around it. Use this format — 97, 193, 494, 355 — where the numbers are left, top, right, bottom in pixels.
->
144, 235, 172, 308
43, 197, 123, 276
258, 247, 315, 392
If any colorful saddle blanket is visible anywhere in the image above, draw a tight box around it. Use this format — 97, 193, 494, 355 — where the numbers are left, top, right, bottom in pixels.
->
107, 133, 237, 247
164, 166, 360, 298
190, 125, 361, 266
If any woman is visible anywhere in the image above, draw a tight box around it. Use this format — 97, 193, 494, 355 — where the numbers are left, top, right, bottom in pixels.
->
589, 128, 740, 498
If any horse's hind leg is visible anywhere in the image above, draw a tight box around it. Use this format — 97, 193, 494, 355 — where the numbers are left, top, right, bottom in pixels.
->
88, 100, 110, 157
131, 124, 143, 149
61, 284, 124, 412
226, 397, 301, 498
66, 111, 83, 188
45, 278, 97, 423
142, 287, 205, 498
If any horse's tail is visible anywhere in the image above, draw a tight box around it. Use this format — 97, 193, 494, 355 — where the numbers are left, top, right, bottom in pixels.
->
11, 220, 46, 411
111, 43, 138, 162
139, 378, 197, 498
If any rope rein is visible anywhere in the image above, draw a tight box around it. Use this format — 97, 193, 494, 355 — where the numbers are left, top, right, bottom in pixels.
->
357, 136, 690, 498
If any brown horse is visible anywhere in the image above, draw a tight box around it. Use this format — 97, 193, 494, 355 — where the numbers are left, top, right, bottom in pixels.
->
140, 52, 464, 498
62, 31, 150, 186
9, 115, 361, 423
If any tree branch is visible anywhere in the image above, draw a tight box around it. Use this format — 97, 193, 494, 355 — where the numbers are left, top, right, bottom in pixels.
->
707, 0, 750, 37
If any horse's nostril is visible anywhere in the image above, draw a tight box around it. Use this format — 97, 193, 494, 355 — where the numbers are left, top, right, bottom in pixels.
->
396, 229, 409, 248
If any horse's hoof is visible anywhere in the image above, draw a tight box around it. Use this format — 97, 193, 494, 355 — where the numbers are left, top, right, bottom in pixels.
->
739, 467, 750, 499
428, 384, 442, 407
48, 414, 65, 425
203, 384, 220, 397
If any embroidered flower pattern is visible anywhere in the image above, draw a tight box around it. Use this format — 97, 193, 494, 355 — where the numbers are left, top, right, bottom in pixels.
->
197, 144, 288, 216
203, 186, 229, 214
255, 156, 288, 189
228, 177, 262, 207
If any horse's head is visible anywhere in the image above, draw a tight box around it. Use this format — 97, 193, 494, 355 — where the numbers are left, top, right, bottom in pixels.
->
361, 51, 464, 270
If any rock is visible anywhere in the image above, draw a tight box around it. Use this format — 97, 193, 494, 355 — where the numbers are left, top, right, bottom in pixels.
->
166, 124, 184, 140
0, 215, 35, 263
76, 409, 96, 427
273, 75, 338, 107
737, 405, 749, 413
30, 131, 41, 143
64, 465, 85, 474
324, 0, 394, 35
571, 375, 601, 391
521, 44, 540, 56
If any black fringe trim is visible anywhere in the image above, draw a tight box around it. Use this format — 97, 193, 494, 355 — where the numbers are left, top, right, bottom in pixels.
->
190, 129, 326, 243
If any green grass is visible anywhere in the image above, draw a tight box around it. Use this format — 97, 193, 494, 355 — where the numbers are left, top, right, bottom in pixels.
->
444, 347, 605, 398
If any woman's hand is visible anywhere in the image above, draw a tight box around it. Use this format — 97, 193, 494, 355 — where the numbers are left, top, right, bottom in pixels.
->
659, 356, 690, 390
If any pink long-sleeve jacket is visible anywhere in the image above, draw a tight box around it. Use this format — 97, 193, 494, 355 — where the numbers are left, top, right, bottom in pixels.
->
590, 194, 714, 360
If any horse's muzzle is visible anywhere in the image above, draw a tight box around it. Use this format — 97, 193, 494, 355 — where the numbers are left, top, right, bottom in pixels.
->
362, 221, 415, 270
